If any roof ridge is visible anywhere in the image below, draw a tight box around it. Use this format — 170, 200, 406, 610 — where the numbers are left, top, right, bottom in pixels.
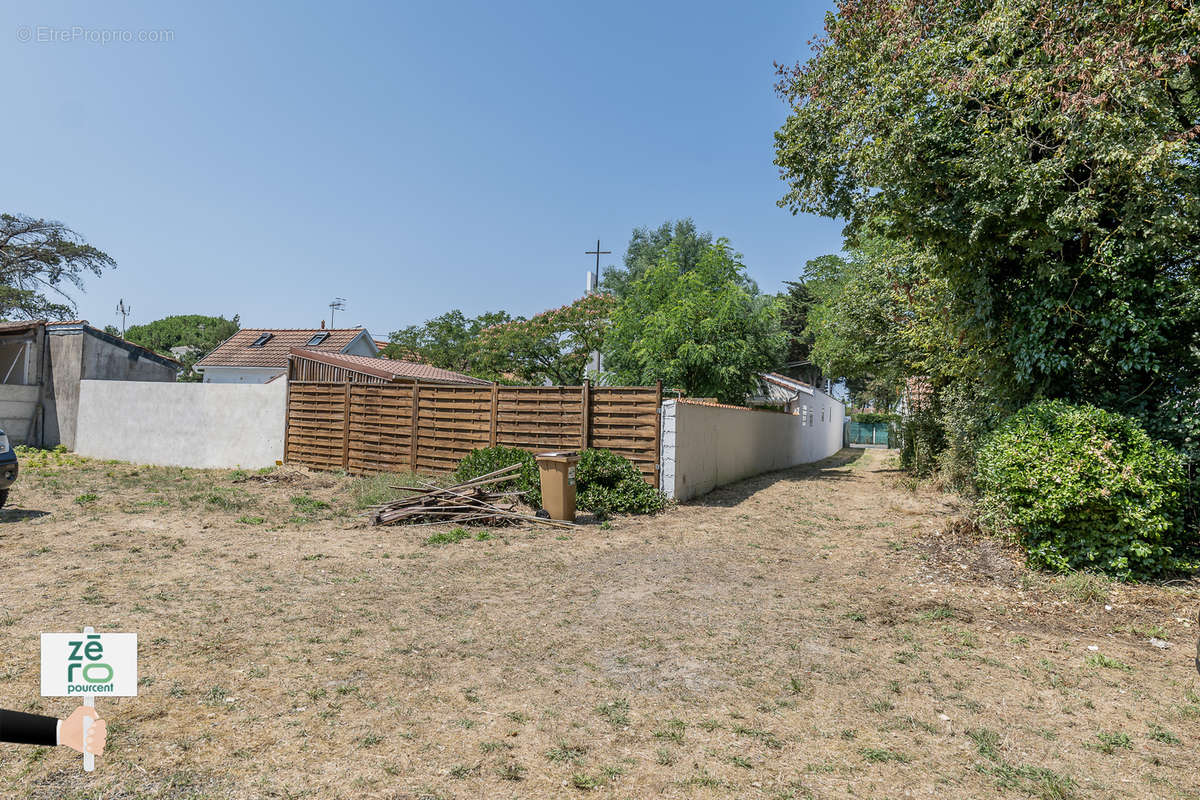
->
235, 327, 365, 332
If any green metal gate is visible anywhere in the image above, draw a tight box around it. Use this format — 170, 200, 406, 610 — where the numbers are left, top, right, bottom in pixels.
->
847, 421, 892, 447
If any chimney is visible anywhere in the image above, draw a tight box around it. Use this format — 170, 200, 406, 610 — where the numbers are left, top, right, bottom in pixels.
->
320, 320, 326, 329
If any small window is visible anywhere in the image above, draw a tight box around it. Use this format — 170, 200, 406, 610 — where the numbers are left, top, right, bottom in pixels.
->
306, 332, 330, 346
250, 333, 273, 348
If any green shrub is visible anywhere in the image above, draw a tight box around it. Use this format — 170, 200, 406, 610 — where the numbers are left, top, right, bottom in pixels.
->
575, 448, 669, 517
899, 408, 944, 477
934, 383, 1009, 495
453, 446, 541, 507
850, 412, 900, 425
454, 446, 668, 516
975, 400, 1195, 580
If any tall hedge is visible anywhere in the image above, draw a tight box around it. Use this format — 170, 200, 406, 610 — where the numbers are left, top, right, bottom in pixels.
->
975, 400, 1194, 581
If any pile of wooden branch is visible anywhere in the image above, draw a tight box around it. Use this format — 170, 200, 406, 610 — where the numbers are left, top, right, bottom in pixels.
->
369, 464, 574, 528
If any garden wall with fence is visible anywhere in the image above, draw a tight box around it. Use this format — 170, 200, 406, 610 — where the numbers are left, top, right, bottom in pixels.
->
284, 382, 662, 486
660, 389, 845, 501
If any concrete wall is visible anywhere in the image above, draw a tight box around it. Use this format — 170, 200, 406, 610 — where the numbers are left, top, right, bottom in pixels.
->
0, 385, 39, 444
74, 380, 287, 468
80, 330, 179, 382
43, 330, 84, 448
43, 327, 179, 449
0, 325, 45, 445
201, 366, 287, 384
660, 388, 846, 501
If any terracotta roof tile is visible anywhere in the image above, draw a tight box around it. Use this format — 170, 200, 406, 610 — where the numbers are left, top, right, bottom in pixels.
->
290, 348, 491, 385
196, 328, 370, 370
0, 319, 46, 334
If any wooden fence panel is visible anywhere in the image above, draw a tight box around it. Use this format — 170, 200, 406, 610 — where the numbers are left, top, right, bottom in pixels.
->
414, 385, 493, 473
347, 385, 413, 473
285, 383, 346, 470
495, 386, 583, 452
590, 386, 661, 483
285, 381, 662, 487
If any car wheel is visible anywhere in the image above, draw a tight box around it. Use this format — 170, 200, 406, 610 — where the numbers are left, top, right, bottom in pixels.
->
0, 489, 7, 509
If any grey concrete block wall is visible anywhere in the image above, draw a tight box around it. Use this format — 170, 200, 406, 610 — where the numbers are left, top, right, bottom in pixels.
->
45, 327, 179, 449
74, 380, 287, 468
0, 385, 39, 444
660, 388, 847, 501
44, 332, 83, 448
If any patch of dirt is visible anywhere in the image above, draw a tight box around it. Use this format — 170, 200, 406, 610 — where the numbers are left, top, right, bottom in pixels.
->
1, 448, 1197, 799
917, 515, 1025, 586
234, 464, 336, 489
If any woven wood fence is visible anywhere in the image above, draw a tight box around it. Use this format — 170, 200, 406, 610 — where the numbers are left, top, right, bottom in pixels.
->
285, 381, 662, 486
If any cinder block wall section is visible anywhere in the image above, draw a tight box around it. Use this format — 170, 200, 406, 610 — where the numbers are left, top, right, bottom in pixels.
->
0, 385, 39, 445
74, 380, 287, 469
660, 389, 846, 501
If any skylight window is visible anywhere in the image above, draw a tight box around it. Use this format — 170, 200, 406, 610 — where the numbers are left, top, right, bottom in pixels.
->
306, 332, 330, 346
250, 333, 273, 348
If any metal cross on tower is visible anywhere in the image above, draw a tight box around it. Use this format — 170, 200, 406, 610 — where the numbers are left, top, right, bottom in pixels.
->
585, 239, 610, 294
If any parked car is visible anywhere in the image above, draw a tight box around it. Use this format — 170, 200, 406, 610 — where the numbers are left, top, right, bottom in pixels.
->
0, 428, 16, 509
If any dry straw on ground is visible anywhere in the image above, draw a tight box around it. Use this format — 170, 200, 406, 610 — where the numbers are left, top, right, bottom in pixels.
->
1, 448, 1197, 799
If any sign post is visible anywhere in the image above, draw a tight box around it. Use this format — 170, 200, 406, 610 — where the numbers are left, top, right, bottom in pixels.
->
41, 628, 137, 772
81, 626, 95, 772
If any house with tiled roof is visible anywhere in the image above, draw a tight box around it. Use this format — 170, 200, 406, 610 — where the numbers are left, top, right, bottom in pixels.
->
748, 372, 817, 415
288, 348, 489, 385
194, 327, 377, 383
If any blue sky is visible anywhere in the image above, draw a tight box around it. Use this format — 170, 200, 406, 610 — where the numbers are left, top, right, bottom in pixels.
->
2, 1, 842, 338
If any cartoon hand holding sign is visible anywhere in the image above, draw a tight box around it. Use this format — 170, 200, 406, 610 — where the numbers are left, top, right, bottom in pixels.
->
39, 627, 136, 771
0, 705, 105, 753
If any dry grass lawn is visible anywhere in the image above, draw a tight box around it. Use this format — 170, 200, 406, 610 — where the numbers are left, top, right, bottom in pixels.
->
1, 447, 1198, 799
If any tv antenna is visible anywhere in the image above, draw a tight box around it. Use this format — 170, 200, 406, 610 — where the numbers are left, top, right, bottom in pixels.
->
116, 298, 132, 337
328, 297, 346, 328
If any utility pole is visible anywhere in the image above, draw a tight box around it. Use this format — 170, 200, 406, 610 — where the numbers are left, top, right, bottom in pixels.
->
115, 298, 132, 337
584, 240, 610, 294
329, 297, 346, 328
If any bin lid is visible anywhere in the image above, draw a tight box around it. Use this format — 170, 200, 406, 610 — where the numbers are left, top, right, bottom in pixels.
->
535, 450, 579, 459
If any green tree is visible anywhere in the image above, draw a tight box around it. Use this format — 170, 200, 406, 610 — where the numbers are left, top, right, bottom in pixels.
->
774, 0, 1200, 446
123, 314, 241, 381
801, 242, 915, 410
0, 213, 115, 320
602, 219, 718, 298
604, 240, 785, 403
383, 309, 511, 374
475, 294, 615, 385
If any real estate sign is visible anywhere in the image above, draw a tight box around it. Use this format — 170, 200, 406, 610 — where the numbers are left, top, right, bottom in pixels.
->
40, 632, 138, 697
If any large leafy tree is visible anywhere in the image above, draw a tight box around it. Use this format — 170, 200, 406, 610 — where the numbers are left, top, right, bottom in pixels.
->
779, 252, 855, 384
475, 293, 615, 385
383, 309, 511, 374
602, 219, 718, 298
604, 240, 786, 403
0, 213, 115, 320
123, 314, 240, 381
774, 0, 1200, 443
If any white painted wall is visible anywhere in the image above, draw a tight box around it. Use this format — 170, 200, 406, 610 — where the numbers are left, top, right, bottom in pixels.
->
74, 380, 287, 468
660, 388, 846, 501
343, 332, 378, 356
200, 366, 286, 384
